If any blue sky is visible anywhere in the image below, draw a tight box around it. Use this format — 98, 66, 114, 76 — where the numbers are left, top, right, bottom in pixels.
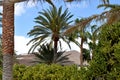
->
1, 0, 120, 54
15, 0, 103, 36
15, 0, 120, 36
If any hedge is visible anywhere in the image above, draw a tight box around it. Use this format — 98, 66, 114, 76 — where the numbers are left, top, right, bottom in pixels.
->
0, 64, 85, 80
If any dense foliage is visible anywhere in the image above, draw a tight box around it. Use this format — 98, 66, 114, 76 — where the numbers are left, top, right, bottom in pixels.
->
0, 64, 84, 80
82, 22, 120, 80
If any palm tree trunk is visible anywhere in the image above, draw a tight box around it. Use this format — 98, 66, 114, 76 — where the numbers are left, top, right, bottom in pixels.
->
2, 1, 14, 80
80, 38, 83, 66
53, 37, 59, 63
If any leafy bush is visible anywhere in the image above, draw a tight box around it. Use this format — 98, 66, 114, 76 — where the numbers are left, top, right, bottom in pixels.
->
82, 22, 120, 80
13, 64, 27, 80
12, 64, 82, 80
0, 64, 87, 80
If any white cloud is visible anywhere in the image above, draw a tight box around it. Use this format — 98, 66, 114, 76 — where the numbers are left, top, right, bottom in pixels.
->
60, 38, 89, 52
59, 39, 80, 52
27, 1, 37, 8
15, 36, 89, 55
15, 3, 26, 16
15, 36, 82, 55
66, 1, 88, 9
15, 36, 31, 55
15, 1, 37, 16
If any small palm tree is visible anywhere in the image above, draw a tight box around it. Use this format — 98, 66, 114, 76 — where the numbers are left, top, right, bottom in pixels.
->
33, 44, 70, 65
27, 6, 73, 60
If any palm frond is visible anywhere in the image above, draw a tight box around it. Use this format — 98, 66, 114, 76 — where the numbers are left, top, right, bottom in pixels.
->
28, 6, 73, 53
98, 4, 120, 9
32, 44, 70, 65
97, 4, 120, 24
64, 15, 98, 35
27, 35, 50, 53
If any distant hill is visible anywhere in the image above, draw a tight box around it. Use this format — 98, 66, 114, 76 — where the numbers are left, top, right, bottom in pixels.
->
16, 50, 88, 66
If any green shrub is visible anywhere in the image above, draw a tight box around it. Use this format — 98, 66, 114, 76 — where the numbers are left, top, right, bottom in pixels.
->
13, 64, 27, 80
19, 64, 82, 80
83, 22, 120, 80
0, 64, 84, 80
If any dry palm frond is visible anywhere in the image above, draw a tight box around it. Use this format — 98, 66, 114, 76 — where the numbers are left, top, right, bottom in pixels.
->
98, 4, 120, 24
64, 15, 98, 35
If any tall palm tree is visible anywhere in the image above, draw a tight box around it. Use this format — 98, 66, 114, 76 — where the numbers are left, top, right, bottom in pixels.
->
64, 17, 97, 65
27, 6, 73, 61
2, 1, 15, 80
74, 18, 88, 66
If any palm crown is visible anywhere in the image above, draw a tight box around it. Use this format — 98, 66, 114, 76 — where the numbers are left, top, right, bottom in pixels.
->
27, 6, 73, 53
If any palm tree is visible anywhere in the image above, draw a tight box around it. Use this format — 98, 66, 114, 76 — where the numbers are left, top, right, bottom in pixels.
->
33, 44, 70, 65
74, 18, 88, 66
27, 6, 73, 61
64, 17, 95, 66
64, 14, 106, 64
2, 1, 15, 80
